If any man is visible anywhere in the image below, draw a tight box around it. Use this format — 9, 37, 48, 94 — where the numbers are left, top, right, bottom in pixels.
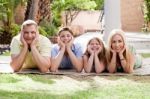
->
10, 20, 51, 72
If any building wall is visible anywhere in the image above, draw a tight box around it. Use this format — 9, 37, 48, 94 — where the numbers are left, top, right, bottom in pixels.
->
65, 11, 102, 31
121, 0, 144, 32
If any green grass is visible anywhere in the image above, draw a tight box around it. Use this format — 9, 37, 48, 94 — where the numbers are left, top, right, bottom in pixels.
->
0, 51, 10, 56
141, 53, 150, 58
0, 74, 150, 99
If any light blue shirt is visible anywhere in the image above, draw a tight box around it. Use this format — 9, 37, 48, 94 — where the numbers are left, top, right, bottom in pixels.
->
51, 43, 83, 69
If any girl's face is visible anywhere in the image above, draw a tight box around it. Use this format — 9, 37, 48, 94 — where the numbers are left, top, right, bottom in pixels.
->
111, 34, 124, 52
89, 39, 102, 51
59, 31, 73, 44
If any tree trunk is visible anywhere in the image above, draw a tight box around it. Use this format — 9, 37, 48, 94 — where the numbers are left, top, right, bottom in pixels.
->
24, 0, 51, 24
24, 0, 39, 21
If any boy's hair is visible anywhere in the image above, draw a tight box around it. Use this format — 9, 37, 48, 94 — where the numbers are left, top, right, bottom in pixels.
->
57, 27, 74, 36
21, 20, 38, 30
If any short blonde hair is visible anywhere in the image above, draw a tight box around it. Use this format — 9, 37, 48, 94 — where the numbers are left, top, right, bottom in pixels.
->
21, 20, 38, 30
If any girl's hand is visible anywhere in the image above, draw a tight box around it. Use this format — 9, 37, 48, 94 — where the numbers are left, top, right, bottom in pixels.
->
95, 46, 101, 55
87, 45, 94, 55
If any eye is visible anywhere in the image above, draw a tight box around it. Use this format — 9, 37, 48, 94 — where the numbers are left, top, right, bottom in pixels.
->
112, 40, 116, 43
90, 43, 94, 45
60, 35, 65, 38
67, 34, 71, 37
31, 31, 36, 34
96, 43, 100, 45
24, 31, 28, 34
118, 40, 122, 43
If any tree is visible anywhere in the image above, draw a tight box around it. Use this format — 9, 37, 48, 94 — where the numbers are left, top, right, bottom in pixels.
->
0, 0, 21, 44
143, 0, 150, 32
51, 0, 97, 26
24, 0, 51, 24
94, 0, 104, 10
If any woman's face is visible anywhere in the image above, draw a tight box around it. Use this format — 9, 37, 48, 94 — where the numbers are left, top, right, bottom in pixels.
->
59, 31, 73, 44
89, 39, 102, 52
111, 34, 124, 52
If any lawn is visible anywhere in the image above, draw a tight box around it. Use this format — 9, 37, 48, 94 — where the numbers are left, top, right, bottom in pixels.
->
0, 53, 150, 99
0, 74, 150, 99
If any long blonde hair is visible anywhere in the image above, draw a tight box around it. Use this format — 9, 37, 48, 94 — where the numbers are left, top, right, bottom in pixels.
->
107, 29, 132, 68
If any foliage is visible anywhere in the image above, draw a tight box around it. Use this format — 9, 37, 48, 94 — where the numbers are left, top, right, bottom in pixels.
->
0, 0, 23, 44
39, 20, 58, 36
93, 0, 104, 10
141, 53, 150, 58
51, 0, 97, 27
0, 23, 20, 44
143, 0, 150, 32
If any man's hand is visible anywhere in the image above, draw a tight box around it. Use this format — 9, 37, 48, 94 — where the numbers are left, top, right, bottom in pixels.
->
31, 31, 39, 48
20, 31, 28, 48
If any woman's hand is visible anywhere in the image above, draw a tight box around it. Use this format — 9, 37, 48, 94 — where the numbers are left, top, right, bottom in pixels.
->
110, 48, 116, 55
119, 46, 126, 55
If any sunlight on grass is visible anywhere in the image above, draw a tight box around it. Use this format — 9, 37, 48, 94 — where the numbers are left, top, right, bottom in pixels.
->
0, 74, 21, 83
0, 75, 150, 99
0, 75, 89, 95
72, 76, 150, 99
141, 53, 150, 58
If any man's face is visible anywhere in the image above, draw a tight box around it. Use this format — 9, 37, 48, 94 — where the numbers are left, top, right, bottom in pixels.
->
23, 25, 37, 44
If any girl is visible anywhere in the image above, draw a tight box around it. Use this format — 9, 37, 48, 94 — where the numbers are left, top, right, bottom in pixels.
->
107, 29, 142, 73
51, 27, 83, 72
83, 37, 107, 73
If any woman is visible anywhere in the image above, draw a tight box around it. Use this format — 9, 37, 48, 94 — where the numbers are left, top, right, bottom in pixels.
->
107, 29, 142, 73
83, 37, 107, 73
51, 27, 83, 72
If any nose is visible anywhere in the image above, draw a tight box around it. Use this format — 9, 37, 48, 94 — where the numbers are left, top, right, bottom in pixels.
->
115, 42, 119, 47
28, 32, 32, 38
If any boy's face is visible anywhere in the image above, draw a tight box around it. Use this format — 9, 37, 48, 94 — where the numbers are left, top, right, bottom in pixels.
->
59, 31, 73, 44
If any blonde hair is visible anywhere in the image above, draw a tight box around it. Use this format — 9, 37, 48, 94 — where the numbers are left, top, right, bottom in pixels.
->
21, 20, 38, 30
107, 29, 132, 69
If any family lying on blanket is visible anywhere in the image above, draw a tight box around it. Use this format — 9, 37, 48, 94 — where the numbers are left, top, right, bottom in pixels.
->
10, 20, 142, 73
